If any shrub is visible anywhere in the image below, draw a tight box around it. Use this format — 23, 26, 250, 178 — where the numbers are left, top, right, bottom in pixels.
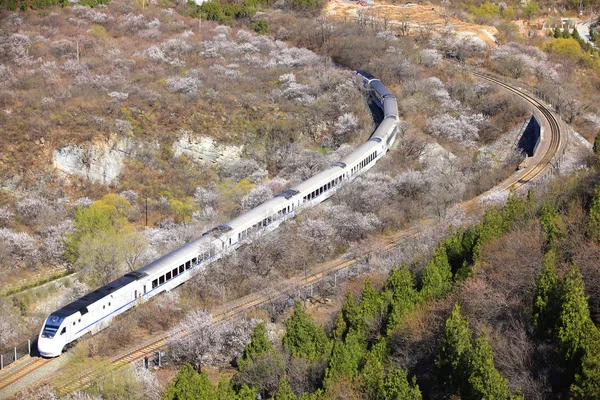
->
252, 19, 269, 35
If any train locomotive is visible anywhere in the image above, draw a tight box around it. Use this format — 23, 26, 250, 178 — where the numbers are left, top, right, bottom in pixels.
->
37, 71, 400, 357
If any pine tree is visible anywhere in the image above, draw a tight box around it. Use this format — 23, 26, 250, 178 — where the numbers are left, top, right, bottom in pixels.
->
325, 330, 366, 382
341, 291, 362, 333
571, 327, 600, 398
554, 26, 561, 38
274, 375, 297, 400
330, 312, 347, 342
161, 364, 217, 400
562, 27, 571, 38
588, 185, 600, 242
359, 278, 385, 321
360, 351, 385, 400
239, 323, 273, 370
420, 243, 453, 298
593, 131, 600, 154
282, 302, 329, 362
436, 304, 472, 395
540, 201, 565, 248
382, 367, 422, 400
216, 375, 236, 400
557, 265, 592, 363
236, 385, 259, 400
384, 266, 417, 334
466, 335, 512, 400
532, 249, 560, 335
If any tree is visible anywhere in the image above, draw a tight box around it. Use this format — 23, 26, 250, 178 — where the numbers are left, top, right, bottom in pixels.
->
274, 375, 297, 400
251, 20, 269, 35
588, 185, 600, 242
420, 243, 453, 298
532, 249, 560, 334
325, 330, 366, 382
382, 367, 422, 400
384, 266, 417, 334
571, 328, 600, 398
436, 304, 472, 394
562, 27, 572, 39
466, 335, 513, 400
239, 323, 273, 370
522, 0, 539, 20
554, 26, 562, 38
168, 311, 221, 372
283, 303, 330, 362
216, 375, 236, 400
161, 364, 216, 400
593, 132, 600, 154
557, 265, 593, 363
540, 202, 565, 248
341, 291, 362, 333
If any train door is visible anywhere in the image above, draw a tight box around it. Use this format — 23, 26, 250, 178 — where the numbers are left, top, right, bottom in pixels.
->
134, 290, 138, 299
143, 285, 147, 295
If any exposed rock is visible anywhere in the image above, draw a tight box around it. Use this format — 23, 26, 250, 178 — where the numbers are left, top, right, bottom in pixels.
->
53, 137, 133, 184
173, 132, 242, 164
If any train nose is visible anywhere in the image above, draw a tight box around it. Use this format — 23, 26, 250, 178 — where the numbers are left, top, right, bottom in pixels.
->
37, 337, 62, 358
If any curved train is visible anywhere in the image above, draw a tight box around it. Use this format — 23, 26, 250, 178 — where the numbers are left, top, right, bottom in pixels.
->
37, 71, 400, 357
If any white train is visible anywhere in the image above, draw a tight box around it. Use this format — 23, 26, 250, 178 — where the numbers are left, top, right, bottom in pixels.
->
37, 71, 400, 357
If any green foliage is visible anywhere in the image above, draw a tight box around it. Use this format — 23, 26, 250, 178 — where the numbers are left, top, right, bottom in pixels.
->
252, 19, 269, 35
522, 0, 539, 19
384, 266, 417, 334
382, 367, 422, 400
466, 335, 512, 400
543, 38, 582, 60
571, 328, 600, 398
593, 132, 600, 154
216, 375, 236, 400
562, 27, 572, 38
469, 2, 500, 24
554, 26, 562, 38
237, 385, 259, 400
557, 265, 592, 363
360, 350, 385, 400
436, 304, 473, 394
274, 376, 297, 400
283, 303, 330, 362
161, 364, 216, 400
539, 201, 565, 248
341, 291, 362, 333
325, 330, 366, 382
590, 28, 599, 43
588, 185, 600, 242
359, 278, 385, 323
239, 322, 273, 370
285, 0, 321, 10
420, 243, 453, 298
532, 249, 560, 334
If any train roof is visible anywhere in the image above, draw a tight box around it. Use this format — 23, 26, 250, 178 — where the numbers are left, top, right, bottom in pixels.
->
370, 80, 393, 98
226, 196, 291, 231
138, 235, 217, 276
52, 272, 146, 318
291, 165, 344, 194
339, 140, 381, 167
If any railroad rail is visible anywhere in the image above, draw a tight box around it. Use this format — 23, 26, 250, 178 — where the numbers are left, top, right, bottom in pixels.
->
0, 71, 568, 399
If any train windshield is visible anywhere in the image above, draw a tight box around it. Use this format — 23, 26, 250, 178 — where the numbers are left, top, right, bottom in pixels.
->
41, 315, 63, 339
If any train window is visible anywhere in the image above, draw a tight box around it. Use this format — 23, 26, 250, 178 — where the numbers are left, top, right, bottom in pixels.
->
173, 268, 178, 277
152, 279, 158, 288
179, 265, 184, 274
192, 257, 197, 265
159, 276, 165, 284
60, 327, 66, 335
186, 261, 191, 268
109, 302, 111, 306
229, 238, 232, 245
166, 272, 172, 280
103, 305, 105, 309
73, 322, 75, 326
78, 319, 81, 323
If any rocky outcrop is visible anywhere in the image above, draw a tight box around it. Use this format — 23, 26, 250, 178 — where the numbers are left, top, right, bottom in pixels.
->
172, 132, 243, 164
53, 137, 133, 184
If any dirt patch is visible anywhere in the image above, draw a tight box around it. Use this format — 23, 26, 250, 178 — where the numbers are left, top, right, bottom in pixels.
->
326, 0, 499, 46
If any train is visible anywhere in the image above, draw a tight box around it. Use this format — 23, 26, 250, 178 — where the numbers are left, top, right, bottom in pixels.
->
37, 71, 400, 357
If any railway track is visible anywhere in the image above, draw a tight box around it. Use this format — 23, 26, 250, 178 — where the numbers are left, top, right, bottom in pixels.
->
0, 71, 567, 399
471, 71, 565, 191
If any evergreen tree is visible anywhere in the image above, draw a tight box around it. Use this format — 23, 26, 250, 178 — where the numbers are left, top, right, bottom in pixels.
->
330, 312, 347, 342
161, 364, 216, 400
562, 27, 571, 38
532, 249, 560, 334
216, 375, 236, 400
436, 304, 472, 394
325, 330, 366, 382
557, 265, 592, 363
588, 185, 600, 242
341, 291, 362, 333
282, 303, 329, 362
236, 385, 259, 400
420, 243, 453, 298
540, 201, 565, 248
239, 323, 273, 370
384, 266, 417, 334
274, 375, 297, 400
360, 350, 385, 400
571, 328, 600, 398
466, 335, 514, 400
554, 26, 562, 38
593, 131, 600, 154
382, 367, 422, 400
359, 278, 385, 321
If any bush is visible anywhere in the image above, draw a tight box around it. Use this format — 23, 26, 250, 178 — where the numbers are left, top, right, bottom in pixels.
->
252, 19, 269, 35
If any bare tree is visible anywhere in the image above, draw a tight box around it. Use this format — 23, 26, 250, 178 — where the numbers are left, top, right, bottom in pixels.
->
168, 310, 222, 371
